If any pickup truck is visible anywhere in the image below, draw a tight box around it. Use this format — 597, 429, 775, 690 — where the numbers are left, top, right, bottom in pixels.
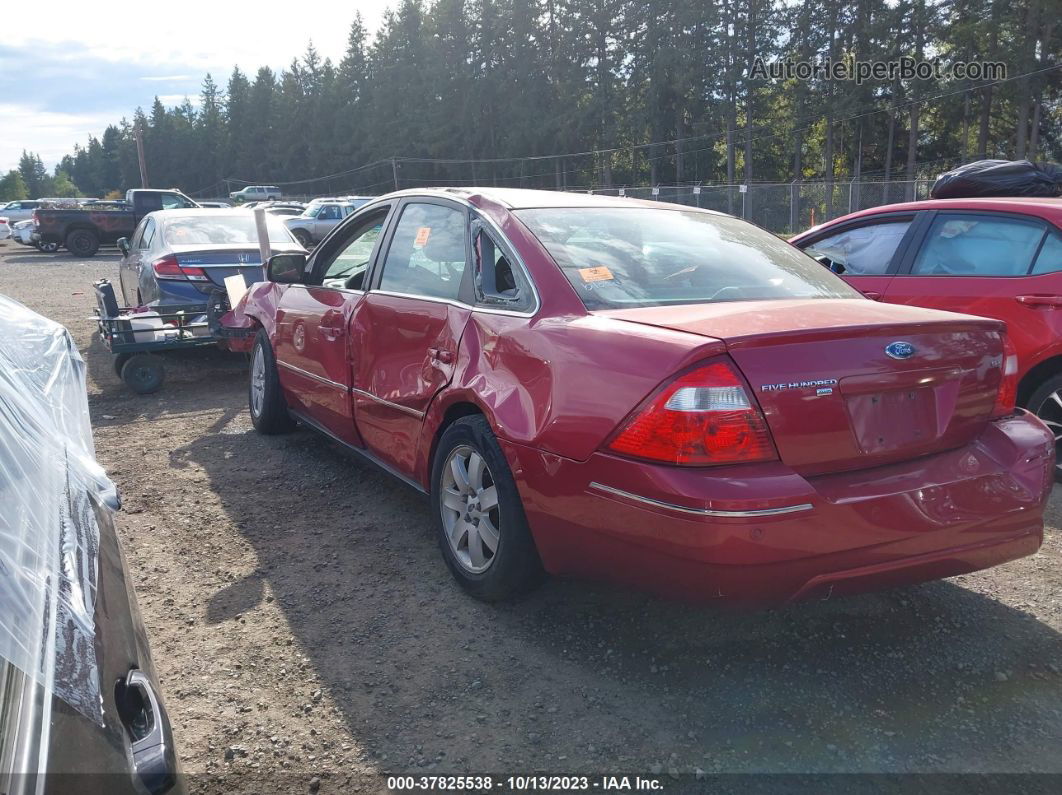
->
34, 189, 199, 257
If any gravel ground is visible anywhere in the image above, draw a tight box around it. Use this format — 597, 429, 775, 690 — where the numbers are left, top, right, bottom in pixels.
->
2, 240, 1060, 793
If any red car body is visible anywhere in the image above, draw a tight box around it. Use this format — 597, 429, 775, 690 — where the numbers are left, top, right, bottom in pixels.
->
220, 189, 1054, 603
791, 197, 1062, 477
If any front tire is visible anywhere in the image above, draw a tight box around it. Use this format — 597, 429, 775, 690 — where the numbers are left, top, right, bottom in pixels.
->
249, 329, 295, 434
431, 415, 543, 601
1027, 374, 1062, 483
36, 240, 60, 253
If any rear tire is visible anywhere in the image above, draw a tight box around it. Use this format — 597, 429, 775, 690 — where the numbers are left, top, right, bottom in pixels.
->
1027, 374, 1062, 483
249, 329, 295, 434
121, 353, 165, 394
431, 415, 543, 601
65, 228, 100, 257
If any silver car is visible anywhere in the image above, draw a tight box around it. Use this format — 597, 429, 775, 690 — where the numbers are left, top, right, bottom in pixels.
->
283, 200, 365, 247
0, 199, 42, 224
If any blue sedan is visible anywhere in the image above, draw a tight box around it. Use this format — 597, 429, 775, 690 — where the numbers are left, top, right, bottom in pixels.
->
117, 209, 304, 309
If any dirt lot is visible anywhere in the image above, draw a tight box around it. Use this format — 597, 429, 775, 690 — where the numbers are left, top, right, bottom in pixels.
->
2, 240, 1060, 792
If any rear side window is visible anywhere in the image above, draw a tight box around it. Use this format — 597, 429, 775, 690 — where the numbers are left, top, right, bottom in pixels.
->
803, 220, 911, 275
379, 203, 468, 300
516, 207, 857, 309
911, 214, 1046, 276
1032, 232, 1062, 275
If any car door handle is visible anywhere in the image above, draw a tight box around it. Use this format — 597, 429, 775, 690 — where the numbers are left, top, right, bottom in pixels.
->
428, 347, 455, 364
1016, 294, 1062, 307
861, 290, 883, 301
321, 325, 344, 340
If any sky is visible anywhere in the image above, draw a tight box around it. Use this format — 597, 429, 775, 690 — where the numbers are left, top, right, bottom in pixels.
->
1, 0, 394, 174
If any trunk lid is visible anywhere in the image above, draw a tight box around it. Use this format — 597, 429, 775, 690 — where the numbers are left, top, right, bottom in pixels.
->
171, 244, 298, 289
601, 299, 1006, 474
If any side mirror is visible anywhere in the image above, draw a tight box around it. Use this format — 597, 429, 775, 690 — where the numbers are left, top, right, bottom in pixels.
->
117, 237, 130, 254
266, 253, 307, 284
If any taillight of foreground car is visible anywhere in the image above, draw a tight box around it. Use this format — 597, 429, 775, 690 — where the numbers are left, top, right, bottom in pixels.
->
152, 255, 208, 282
992, 332, 1019, 419
608, 358, 777, 465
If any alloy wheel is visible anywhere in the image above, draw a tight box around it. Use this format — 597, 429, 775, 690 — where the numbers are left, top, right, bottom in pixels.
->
1035, 389, 1062, 476
439, 445, 501, 574
250, 345, 266, 418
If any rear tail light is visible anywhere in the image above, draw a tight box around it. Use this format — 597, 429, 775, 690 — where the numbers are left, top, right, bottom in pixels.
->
608, 358, 777, 466
152, 256, 208, 281
32, 211, 39, 227
992, 332, 1019, 418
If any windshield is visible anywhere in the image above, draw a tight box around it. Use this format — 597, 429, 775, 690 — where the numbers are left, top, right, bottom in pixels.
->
516, 207, 858, 309
162, 214, 294, 245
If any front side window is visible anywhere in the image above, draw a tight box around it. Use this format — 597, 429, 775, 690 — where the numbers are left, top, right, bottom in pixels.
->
516, 207, 857, 310
142, 218, 156, 248
803, 220, 911, 275
130, 218, 148, 249
912, 213, 1047, 276
320, 210, 388, 289
379, 203, 467, 300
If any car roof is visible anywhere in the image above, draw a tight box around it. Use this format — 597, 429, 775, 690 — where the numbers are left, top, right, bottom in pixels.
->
379, 187, 726, 214
148, 209, 266, 220
799, 196, 1062, 236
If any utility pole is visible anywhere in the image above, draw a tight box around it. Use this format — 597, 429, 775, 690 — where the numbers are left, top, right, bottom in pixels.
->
134, 122, 149, 188
391, 158, 399, 191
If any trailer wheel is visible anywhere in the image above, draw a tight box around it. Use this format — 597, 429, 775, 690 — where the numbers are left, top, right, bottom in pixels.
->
121, 354, 165, 394
65, 229, 100, 258
113, 353, 132, 378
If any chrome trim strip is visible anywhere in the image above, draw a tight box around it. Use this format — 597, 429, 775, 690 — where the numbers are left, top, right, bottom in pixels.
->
277, 360, 348, 392
351, 387, 426, 419
587, 482, 814, 518
370, 289, 537, 318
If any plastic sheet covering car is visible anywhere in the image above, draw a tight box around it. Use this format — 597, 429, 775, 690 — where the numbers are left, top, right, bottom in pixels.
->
0, 294, 117, 734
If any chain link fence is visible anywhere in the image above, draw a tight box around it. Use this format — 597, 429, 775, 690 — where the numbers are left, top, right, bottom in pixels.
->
204, 175, 935, 236
587, 180, 934, 234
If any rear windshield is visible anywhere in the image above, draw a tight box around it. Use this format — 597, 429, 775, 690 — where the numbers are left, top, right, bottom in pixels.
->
515, 207, 858, 309
162, 214, 293, 245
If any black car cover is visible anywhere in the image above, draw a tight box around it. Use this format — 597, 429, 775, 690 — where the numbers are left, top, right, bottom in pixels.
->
931, 159, 1062, 199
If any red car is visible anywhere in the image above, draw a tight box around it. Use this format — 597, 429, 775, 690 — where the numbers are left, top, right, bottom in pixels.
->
220, 189, 1053, 603
791, 197, 1062, 480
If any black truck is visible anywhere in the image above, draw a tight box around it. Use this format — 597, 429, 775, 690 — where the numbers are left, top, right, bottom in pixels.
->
34, 189, 200, 257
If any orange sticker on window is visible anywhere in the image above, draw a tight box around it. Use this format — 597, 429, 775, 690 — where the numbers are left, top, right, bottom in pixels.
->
414, 227, 432, 247
578, 266, 614, 282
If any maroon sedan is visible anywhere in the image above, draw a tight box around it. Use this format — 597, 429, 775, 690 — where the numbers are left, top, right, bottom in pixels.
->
220, 189, 1053, 603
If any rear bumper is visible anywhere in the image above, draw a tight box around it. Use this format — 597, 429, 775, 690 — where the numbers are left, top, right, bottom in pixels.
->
501, 411, 1054, 603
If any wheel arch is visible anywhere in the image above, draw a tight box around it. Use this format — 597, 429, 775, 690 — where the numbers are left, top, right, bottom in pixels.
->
419, 395, 493, 487
1018, 355, 1062, 408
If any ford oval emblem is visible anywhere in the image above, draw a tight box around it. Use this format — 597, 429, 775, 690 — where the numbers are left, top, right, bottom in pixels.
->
885, 341, 916, 359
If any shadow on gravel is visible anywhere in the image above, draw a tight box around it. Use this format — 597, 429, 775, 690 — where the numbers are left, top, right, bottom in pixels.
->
83, 333, 249, 424
169, 413, 1062, 777
1, 252, 122, 266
